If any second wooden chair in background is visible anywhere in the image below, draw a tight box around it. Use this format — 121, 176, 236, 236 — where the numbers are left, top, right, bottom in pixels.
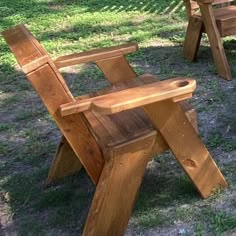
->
183, 0, 236, 80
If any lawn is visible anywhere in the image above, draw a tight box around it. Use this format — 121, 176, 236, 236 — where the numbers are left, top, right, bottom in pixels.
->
0, 0, 236, 235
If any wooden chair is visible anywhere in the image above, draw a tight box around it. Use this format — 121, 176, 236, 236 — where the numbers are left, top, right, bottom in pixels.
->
2, 24, 228, 236
183, 0, 236, 80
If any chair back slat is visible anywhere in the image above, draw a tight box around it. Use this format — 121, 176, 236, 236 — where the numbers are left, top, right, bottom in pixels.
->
2, 24, 48, 68
2, 24, 104, 184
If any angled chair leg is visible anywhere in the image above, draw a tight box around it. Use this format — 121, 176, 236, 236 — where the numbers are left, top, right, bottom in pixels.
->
82, 133, 156, 236
144, 100, 228, 198
47, 136, 83, 184
96, 55, 137, 84
199, 4, 232, 80
183, 17, 204, 61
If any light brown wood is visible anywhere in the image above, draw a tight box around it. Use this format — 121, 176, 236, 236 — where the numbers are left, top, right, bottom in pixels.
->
190, 0, 234, 10
96, 55, 137, 84
82, 75, 198, 153
60, 78, 196, 116
47, 136, 83, 184
83, 133, 156, 236
2, 24, 228, 236
183, 16, 204, 61
198, 2, 233, 79
54, 43, 138, 69
183, 0, 236, 80
2, 24, 104, 184
144, 100, 228, 198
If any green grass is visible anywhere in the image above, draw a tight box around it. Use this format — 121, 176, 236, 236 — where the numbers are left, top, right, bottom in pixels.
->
0, 0, 236, 235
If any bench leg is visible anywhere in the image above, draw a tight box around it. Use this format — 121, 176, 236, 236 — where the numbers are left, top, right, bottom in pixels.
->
47, 136, 83, 184
144, 100, 228, 198
183, 17, 203, 61
199, 4, 232, 80
82, 133, 156, 236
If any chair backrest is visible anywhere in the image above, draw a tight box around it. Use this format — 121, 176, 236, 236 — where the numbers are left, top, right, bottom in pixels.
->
184, 0, 234, 17
2, 24, 104, 183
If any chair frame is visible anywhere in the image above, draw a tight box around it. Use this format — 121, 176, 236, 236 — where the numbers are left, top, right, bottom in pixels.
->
183, 0, 236, 80
2, 24, 228, 236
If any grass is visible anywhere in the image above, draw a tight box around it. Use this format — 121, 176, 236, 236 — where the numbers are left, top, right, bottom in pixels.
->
0, 0, 236, 235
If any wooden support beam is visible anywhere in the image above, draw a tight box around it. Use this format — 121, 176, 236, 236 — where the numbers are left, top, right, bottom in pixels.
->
144, 99, 228, 198
83, 133, 156, 236
47, 136, 83, 184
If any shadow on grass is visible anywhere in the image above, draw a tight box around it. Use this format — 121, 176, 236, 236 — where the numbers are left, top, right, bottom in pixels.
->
0, 41, 235, 235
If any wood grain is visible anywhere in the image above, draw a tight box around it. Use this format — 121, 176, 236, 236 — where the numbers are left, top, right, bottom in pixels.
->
183, 0, 235, 80
2, 24, 104, 184
54, 43, 138, 69
144, 100, 228, 198
47, 136, 83, 184
60, 78, 196, 116
2, 23, 228, 236
83, 133, 156, 236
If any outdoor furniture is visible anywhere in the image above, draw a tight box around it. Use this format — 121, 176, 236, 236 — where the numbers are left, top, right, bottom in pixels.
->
2, 24, 228, 236
183, 0, 236, 80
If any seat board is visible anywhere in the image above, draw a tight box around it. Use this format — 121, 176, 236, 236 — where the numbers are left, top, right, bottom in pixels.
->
83, 74, 197, 149
83, 75, 156, 148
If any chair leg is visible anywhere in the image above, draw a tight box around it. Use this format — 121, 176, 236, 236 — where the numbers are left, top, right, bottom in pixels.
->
183, 17, 203, 61
82, 133, 156, 236
47, 136, 83, 184
199, 4, 232, 80
144, 100, 228, 198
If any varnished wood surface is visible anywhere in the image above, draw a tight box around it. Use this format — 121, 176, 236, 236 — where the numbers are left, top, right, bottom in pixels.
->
193, 0, 233, 6
47, 136, 83, 184
183, 0, 235, 80
2, 24, 105, 184
144, 100, 228, 198
83, 133, 156, 236
54, 43, 138, 69
60, 77, 196, 116
83, 75, 198, 151
2, 23, 228, 236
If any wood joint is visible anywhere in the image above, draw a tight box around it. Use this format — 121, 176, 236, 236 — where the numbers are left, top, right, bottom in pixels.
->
22, 55, 49, 74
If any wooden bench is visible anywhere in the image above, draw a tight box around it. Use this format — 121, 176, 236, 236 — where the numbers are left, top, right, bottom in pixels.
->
2, 24, 228, 236
183, 0, 236, 80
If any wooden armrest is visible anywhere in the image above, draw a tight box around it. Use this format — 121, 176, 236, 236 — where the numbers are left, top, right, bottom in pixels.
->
60, 77, 196, 116
54, 43, 138, 69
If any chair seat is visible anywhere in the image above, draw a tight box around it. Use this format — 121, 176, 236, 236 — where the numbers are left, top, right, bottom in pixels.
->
83, 75, 156, 148
214, 6, 236, 36
194, 6, 236, 36
82, 74, 197, 149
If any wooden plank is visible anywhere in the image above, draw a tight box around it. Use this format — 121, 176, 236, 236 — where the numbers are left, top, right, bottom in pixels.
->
96, 55, 137, 84
214, 6, 236, 36
83, 133, 156, 236
54, 43, 138, 68
28, 64, 104, 184
199, 2, 232, 80
194, 0, 233, 5
2, 24, 49, 67
184, 0, 199, 16
144, 99, 228, 198
2, 25, 104, 184
60, 78, 196, 116
83, 75, 198, 151
47, 136, 83, 184
183, 16, 204, 61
